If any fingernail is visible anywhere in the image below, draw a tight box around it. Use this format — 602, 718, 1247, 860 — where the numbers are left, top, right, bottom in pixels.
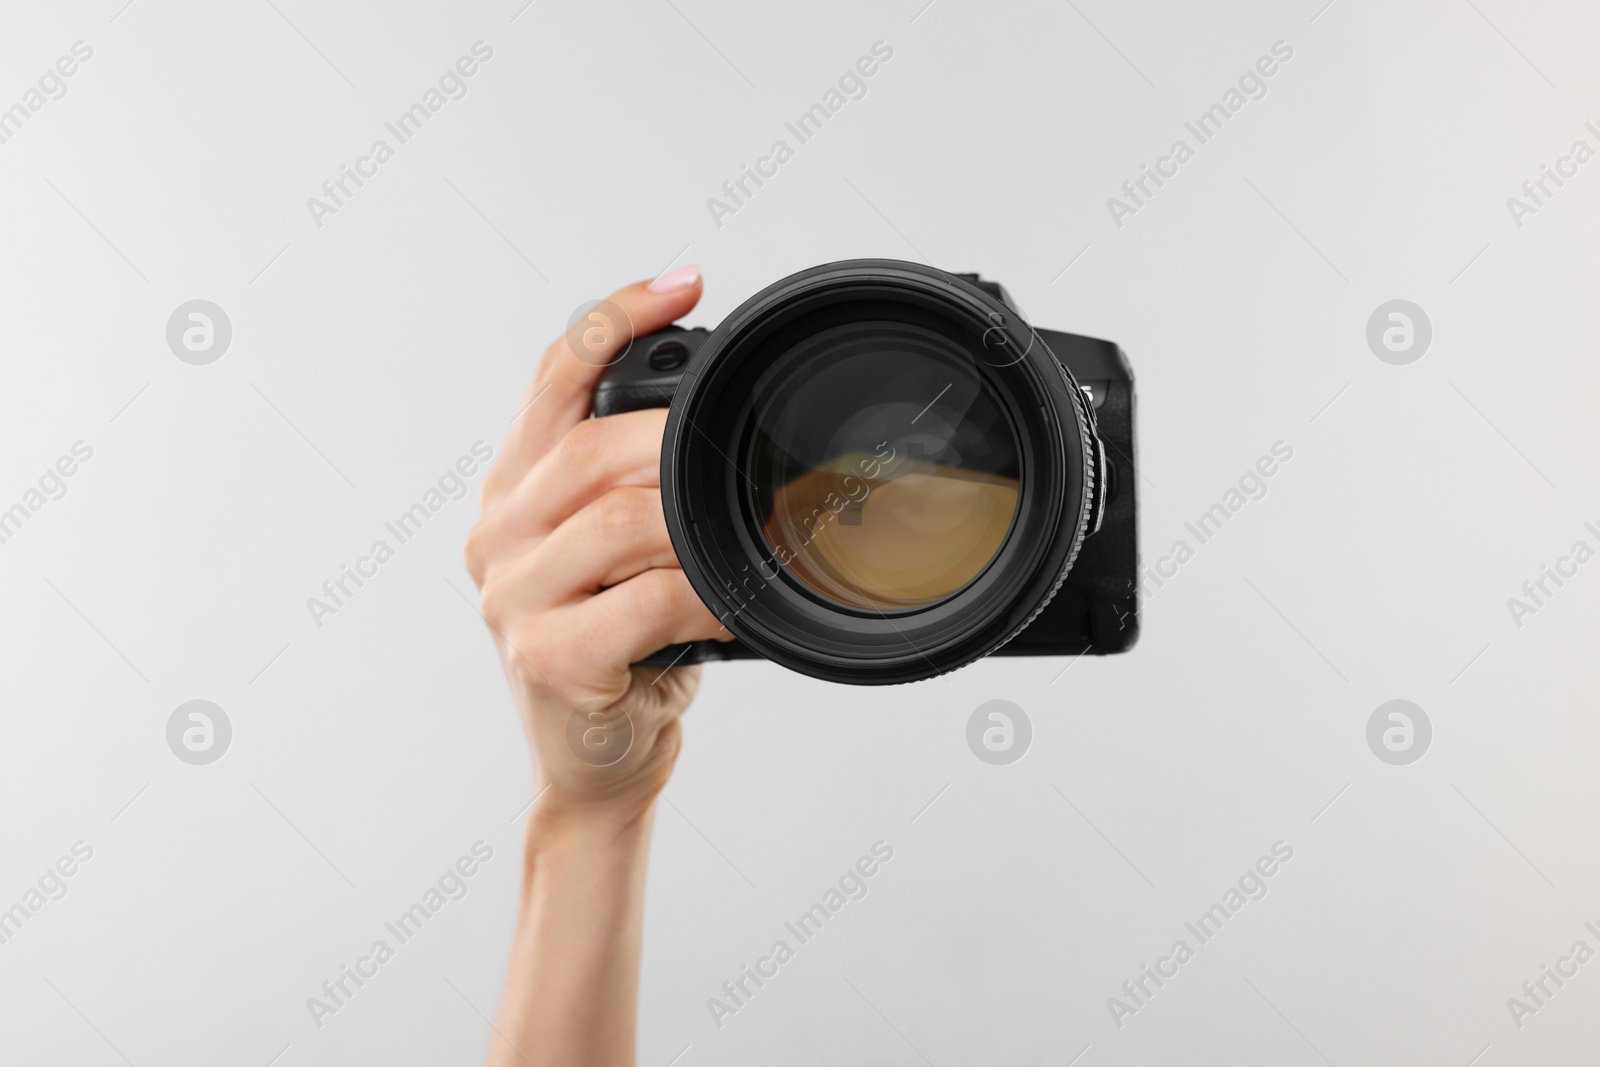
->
648, 265, 700, 293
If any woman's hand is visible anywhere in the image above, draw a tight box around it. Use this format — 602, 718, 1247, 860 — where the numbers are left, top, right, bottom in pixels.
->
466, 266, 724, 1067
466, 265, 727, 827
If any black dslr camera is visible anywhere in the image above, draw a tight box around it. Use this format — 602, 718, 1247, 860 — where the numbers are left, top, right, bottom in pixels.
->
592, 260, 1138, 685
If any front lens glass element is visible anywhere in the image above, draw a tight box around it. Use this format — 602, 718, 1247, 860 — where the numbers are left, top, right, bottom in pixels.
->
745, 323, 1020, 611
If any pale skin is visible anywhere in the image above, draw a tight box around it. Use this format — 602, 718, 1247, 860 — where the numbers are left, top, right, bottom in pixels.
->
464, 265, 726, 1067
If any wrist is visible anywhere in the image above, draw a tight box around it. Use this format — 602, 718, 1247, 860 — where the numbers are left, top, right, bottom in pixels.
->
524, 782, 658, 867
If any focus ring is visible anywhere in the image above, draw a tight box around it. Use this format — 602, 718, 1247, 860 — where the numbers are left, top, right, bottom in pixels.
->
976, 347, 1099, 666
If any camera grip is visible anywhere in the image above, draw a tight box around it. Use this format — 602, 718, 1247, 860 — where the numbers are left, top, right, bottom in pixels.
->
590, 326, 754, 669
590, 325, 709, 416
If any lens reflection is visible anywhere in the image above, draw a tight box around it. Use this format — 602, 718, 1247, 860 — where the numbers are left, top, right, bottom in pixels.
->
746, 325, 1020, 611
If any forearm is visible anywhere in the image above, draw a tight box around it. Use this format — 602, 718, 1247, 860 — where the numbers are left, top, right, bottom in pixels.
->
467, 269, 710, 1067
486, 800, 657, 1067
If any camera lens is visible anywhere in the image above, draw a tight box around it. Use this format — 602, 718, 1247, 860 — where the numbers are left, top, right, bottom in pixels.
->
661, 260, 1097, 684
744, 323, 1020, 611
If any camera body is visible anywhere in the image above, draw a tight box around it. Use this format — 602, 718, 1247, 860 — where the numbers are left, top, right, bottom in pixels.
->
592, 268, 1138, 678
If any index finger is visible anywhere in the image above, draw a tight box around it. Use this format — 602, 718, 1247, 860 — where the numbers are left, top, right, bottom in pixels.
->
491, 266, 703, 497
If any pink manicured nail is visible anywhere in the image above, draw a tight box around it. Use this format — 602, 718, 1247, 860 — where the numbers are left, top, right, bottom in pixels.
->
648, 265, 701, 293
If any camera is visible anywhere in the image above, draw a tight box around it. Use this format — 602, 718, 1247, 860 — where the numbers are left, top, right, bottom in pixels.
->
591, 259, 1138, 684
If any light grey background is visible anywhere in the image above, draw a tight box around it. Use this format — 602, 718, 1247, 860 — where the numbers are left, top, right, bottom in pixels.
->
2, 0, 1597, 1064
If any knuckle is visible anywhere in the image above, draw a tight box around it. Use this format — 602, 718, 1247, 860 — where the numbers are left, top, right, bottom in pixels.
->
594, 487, 654, 541
505, 624, 552, 684
463, 522, 492, 584
635, 568, 687, 618
478, 573, 519, 628
504, 617, 542, 657
477, 461, 505, 509
555, 418, 606, 472
541, 337, 570, 370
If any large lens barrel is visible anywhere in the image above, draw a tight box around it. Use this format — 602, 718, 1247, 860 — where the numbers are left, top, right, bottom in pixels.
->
662, 260, 1098, 684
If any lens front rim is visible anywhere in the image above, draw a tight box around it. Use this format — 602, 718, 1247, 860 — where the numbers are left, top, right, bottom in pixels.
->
661, 260, 1096, 685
